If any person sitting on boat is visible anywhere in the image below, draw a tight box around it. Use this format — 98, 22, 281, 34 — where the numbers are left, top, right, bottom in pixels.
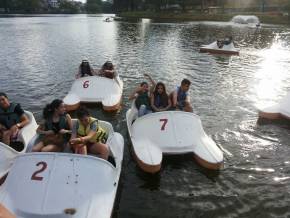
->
0, 92, 29, 146
69, 107, 109, 159
32, 99, 72, 152
223, 36, 233, 45
171, 79, 193, 112
98, 61, 117, 79
216, 40, 224, 48
129, 73, 155, 117
150, 82, 171, 112
75, 59, 96, 79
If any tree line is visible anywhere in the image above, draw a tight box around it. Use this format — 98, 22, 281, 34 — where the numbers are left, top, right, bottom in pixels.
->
113, 0, 217, 12
0, 0, 113, 14
113, 0, 290, 13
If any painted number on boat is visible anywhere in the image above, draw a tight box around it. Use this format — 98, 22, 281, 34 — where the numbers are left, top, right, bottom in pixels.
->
31, 161, 47, 181
83, 80, 89, 88
159, 118, 168, 131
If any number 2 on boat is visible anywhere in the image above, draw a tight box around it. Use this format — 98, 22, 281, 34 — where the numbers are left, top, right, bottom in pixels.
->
31, 161, 47, 181
160, 118, 168, 131
83, 80, 89, 88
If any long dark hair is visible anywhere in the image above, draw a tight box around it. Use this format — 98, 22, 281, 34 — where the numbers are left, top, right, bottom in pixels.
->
43, 99, 63, 120
80, 61, 93, 76
102, 61, 114, 70
0, 92, 8, 98
153, 82, 169, 107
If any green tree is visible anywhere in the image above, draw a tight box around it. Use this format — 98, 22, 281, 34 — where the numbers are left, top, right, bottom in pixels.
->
86, 0, 102, 13
9, 0, 41, 12
0, 0, 9, 12
102, 1, 113, 13
59, 0, 79, 13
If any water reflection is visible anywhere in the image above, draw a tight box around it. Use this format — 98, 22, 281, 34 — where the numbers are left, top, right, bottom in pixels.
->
254, 33, 290, 109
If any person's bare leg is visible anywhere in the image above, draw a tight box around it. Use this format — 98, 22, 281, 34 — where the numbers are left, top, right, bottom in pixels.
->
41, 144, 61, 152
2, 130, 12, 145
184, 102, 193, 112
0, 130, 3, 143
77, 145, 87, 155
74, 144, 87, 155
32, 141, 45, 152
0, 124, 6, 143
89, 142, 109, 160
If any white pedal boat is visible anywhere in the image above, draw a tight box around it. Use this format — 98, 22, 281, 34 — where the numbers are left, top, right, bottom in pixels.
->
63, 76, 123, 112
103, 17, 113, 22
231, 15, 260, 25
200, 41, 239, 55
0, 120, 124, 218
258, 92, 290, 121
126, 105, 223, 173
0, 111, 37, 181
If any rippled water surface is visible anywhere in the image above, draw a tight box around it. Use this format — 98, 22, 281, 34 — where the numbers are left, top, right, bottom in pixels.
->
1, 15, 290, 218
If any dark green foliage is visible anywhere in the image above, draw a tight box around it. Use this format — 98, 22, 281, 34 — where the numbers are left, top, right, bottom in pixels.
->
0, 0, 112, 14
8, 0, 41, 12
113, 0, 205, 12
59, 1, 80, 13
0, 0, 9, 12
86, 0, 102, 13
102, 1, 114, 13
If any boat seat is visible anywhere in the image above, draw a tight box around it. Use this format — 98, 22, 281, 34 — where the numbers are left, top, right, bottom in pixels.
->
132, 138, 162, 167
102, 94, 121, 107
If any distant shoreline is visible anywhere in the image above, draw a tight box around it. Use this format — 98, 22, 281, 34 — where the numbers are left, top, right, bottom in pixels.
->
0, 13, 113, 18
117, 12, 290, 25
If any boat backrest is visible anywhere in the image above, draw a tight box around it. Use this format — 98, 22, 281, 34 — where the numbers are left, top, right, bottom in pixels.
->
0, 142, 18, 178
17, 111, 38, 148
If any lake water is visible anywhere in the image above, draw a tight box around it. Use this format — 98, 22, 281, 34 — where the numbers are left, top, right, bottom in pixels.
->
0, 14, 290, 217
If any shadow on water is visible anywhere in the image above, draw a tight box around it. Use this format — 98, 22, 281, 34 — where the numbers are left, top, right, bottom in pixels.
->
163, 154, 221, 180
257, 117, 290, 129
136, 170, 161, 190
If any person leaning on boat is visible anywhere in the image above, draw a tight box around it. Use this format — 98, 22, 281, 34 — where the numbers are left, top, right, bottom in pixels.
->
75, 59, 96, 79
0, 92, 29, 146
69, 107, 109, 159
216, 36, 233, 48
223, 36, 233, 45
150, 82, 171, 112
171, 79, 193, 112
129, 73, 155, 117
97, 61, 118, 79
32, 99, 72, 152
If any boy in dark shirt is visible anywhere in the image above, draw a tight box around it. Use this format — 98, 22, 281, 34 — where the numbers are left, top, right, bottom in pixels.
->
0, 92, 29, 146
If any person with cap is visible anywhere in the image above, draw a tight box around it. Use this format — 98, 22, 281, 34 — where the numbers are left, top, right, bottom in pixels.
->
75, 59, 96, 79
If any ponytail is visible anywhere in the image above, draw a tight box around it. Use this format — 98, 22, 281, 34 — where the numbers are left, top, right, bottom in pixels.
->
43, 104, 53, 120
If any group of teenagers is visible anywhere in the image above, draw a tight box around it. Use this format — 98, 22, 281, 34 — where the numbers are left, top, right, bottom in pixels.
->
130, 74, 193, 117
0, 94, 109, 159
0, 62, 193, 161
